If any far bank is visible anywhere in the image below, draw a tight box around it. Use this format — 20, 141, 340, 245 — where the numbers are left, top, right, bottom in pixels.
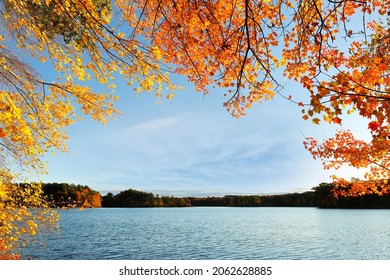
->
36, 181, 390, 209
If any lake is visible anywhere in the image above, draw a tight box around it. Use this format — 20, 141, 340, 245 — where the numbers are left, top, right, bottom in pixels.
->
22, 207, 390, 260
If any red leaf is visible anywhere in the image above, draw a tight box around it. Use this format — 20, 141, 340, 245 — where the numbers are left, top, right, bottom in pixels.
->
368, 121, 379, 131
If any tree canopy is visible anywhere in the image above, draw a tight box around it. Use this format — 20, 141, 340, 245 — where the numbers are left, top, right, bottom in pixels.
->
1, 0, 390, 257
124, 0, 390, 196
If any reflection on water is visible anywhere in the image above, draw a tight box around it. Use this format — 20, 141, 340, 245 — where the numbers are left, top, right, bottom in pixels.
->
23, 207, 390, 260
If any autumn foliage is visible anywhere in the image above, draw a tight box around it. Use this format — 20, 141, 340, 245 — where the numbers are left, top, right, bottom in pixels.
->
1, 0, 390, 257
120, 0, 390, 196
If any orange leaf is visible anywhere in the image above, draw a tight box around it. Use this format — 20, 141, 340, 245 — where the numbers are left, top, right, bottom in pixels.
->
332, 117, 342, 124
0, 128, 6, 138
312, 118, 320, 125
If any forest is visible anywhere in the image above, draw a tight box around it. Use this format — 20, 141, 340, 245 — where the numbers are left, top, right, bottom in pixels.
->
101, 182, 390, 209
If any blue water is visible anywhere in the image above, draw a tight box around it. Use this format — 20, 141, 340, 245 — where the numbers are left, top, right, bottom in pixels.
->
23, 207, 390, 260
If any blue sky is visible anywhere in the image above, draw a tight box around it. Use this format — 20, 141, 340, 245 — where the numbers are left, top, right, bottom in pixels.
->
37, 67, 369, 197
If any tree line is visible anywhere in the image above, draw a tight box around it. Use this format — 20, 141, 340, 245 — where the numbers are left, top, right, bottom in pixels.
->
101, 182, 390, 209
37, 182, 102, 208
190, 184, 390, 208
36, 181, 390, 209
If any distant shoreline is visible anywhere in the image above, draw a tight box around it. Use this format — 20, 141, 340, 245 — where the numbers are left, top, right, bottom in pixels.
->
101, 183, 390, 209
35, 182, 390, 209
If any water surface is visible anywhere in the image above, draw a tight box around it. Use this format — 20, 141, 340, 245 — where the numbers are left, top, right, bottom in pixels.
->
23, 207, 390, 259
